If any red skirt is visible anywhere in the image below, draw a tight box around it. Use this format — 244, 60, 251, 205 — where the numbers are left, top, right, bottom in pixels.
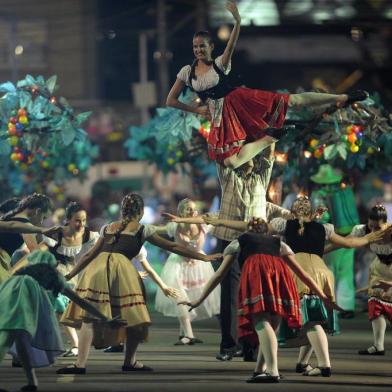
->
368, 297, 392, 322
238, 253, 301, 345
208, 87, 290, 161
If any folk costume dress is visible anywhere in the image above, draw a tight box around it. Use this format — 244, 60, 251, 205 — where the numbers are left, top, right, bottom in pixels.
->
155, 222, 220, 321
0, 251, 65, 368
224, 232, 300, 345
177, 55, 289, 161
0, 217, 31, 285
271, 218, 339, 345
43, 229, 99, 313
351, 225, 392, 322
61, 225, 156, 348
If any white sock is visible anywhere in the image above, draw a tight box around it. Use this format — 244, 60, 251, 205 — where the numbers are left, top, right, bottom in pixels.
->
289, 92, 346, 109
306, 325, 330, 368
372, 316, 387, 351
255, 320, 279, 377
298, 345, 313, 365
75, 323, 94, 368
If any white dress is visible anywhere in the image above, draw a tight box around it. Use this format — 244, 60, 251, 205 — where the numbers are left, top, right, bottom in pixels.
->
155, 222, 220, 321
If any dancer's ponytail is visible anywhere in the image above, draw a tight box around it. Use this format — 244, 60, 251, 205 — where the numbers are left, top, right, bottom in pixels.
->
291, 196, 312, 236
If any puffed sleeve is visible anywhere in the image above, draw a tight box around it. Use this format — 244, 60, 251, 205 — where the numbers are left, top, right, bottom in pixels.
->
350, 224, 367, 238
99, 224, 109, 237
215, 55, 231, 74
42, 235, 57, 247
134, 245, 148, 262
323, 223, 335, 240
142, 224, 158, 241
270, 217, 287, 235
177, 65, 191, 85
223, 240, 240, 256
280, 241, 294, 256
165, 222, 178, 238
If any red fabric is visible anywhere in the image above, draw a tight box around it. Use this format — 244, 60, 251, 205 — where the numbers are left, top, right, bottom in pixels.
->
237, 254, 301, 345
368, 298, 392, 322
208, 87, 290, 161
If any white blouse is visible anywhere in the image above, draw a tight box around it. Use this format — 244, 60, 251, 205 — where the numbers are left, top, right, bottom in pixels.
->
223, 238, 294, 257
177, 55, 231, 127
270, 217, 335, 241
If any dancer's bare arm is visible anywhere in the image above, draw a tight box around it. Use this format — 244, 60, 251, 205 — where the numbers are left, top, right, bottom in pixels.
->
329, 227, 391, 249
202, 215, 248, 232
221, 1, 241, 68
178, 254, 235, 309
161, 212, 205, 224
147, 233, 222, 262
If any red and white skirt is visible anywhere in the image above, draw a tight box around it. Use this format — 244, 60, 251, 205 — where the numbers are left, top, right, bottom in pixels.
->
368, 297, 392, 322
238, 253, 301, 345
208, 87, 290, 161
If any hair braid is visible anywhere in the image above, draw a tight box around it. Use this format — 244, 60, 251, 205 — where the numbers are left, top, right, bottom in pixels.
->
108, 193, 144, 244
0, 193, 51, 221
291, 196, 312, 236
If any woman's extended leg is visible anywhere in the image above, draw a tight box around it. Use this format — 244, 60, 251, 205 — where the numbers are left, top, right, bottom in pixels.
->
288, 93, 348, 110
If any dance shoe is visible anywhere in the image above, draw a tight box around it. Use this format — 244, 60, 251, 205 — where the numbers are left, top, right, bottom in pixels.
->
295, 363, 313, 373
20, 386, 38, 391
303, 366, 331, 377
358, 345, 385, 355
103, 344, 124, 353
122, 362, 153, 372
338, 310, 355, 319
344, 90, 369, 107
216, 347, 242, 361
246, 372, 280, 383
62, 347, 78, 357
174, 337, 195, 345
56, 364, 86, 374
12, 360, 22, 368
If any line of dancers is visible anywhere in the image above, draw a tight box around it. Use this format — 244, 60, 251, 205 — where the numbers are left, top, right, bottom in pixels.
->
0, 1, 390, 390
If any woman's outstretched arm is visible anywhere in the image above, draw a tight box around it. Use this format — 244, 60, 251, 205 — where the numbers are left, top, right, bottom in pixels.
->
221, 1, 241, 68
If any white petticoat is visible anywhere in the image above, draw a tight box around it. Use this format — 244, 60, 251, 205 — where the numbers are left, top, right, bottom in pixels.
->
155, 254, 220, 321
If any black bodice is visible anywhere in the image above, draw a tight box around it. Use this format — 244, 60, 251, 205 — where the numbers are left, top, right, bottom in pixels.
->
284, 220, 326, 258
0, 217, 31, 256
237, 232, 281, 269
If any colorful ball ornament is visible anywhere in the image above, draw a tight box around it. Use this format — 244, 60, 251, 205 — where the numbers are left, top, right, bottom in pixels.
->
18, 116, 28, 124
347, 133, 357, 143
17, 108, 27, 117
9, 136, 19, 146
314, 149, 323, 159
67, 163, 76, 172
346, 125, 355, 133
350, 144, 359, 153
10, 152, 19, 161
309, 138, 319, 148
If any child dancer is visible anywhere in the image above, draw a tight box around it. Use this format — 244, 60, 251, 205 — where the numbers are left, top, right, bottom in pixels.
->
155, 198, 220, 345
181, 216, 338, 383
270, 197, 387, 376
166, 1, 368, 169
0, 250, 124, 392
350, 205, 392, 356
57, 193, 222, 374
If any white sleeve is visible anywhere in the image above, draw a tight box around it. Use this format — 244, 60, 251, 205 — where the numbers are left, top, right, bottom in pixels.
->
350, 224, 366, 237
215, 55, 231, 74
323, 223, 335, 240
42, 235, 57, 247
280, 241, 294, 256
176, 65, 191, 85
270, 217, 287, 235
142, 224, 158, 241
165, 222, 178, 238
89, 231, 100, 243
99, 224, 109, 237
223, 240, 240, 256
134, 245, 148, 262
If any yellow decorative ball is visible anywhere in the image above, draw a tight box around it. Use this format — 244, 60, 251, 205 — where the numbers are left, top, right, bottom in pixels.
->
167, 158, 175, 165
367, 147, 376, 154
68, 163, 76, 172
10, 152, 19, 161
19, 116, 28, 124
9, 136, 19, 146
314, 149, 323, 159
309, 139, 319, 148
41, 161, 49, 168
350, 144, 359, 153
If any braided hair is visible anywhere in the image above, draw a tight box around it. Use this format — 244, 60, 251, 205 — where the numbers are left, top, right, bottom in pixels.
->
108, 193, 144, 244
0, 193, 52, 221
0, 197, 21, 215
291, 196, 313, 236
190, 31, 214, 82
64, 201, 85, 224
369, 204, 387, 223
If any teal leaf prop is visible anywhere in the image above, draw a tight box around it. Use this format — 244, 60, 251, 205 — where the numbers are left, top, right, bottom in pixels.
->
0, 82, 16, 93
45, 75, 57, 94
75, 111, 92, 126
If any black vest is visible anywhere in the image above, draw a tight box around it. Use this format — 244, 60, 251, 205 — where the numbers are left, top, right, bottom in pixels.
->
238, 232, 281, 269
188, 59, 242, 101
285, 220, 326, 258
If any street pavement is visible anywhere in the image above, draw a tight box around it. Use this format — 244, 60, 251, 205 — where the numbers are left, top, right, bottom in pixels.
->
1, 312, 391, 392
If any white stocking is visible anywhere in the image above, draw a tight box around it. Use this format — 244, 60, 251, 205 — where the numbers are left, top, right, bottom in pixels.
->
179, 316, 194, 339
306, 325, 330, 368
372, 316, 387, 351
75, 323, 94, 368
289, 93, 347, 109
298, 345, 313, 365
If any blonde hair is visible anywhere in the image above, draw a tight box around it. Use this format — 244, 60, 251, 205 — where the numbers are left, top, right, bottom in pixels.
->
177, 198, 195, 217
291, 196, 312, 236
